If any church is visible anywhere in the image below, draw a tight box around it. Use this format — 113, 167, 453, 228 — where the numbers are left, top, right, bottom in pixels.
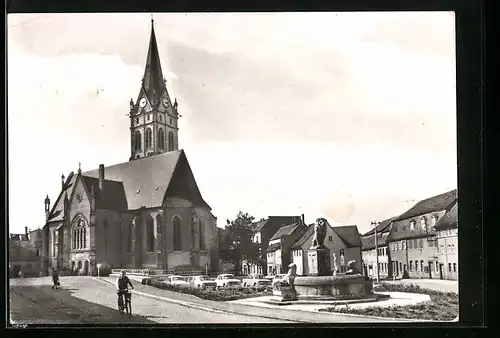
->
40, 19, 219, 276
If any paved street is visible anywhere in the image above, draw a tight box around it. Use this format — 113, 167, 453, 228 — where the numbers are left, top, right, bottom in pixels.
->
9, 277, 289, 324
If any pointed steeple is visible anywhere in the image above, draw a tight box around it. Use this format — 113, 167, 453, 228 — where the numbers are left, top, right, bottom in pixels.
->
142, 16, 165, 103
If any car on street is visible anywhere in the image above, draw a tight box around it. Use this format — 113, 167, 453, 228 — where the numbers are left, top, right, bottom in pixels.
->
271, 274, 287, 287
215, 274, 241, 289
188, 275, 217, 289
166, 275, 189, 286
241, 274, 272, 288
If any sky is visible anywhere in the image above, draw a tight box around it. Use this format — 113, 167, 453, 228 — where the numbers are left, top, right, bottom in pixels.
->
7, 12, 457, 236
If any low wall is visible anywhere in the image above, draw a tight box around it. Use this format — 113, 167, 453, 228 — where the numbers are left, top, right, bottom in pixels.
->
294, 274, 374, 300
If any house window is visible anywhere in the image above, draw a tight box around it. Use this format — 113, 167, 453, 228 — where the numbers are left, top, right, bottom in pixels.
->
448, 263, 452, 272
340, 249, 345, 257
328, 236, 332, 242
416, 261, 419, 271
453, 263, 457, 272
419, 239, 423, 248
145, 128, 152, 148
410, 261, 414, 271
420, 217, 427, 231
159, 115, 162, 122
410, 220, 415, 231
170, 118, 173, 125
173, 216, 182, 251
431, 215, 438, 226
134, 131, 142, 151
440, 245, 445, 253
399, 262, 402, 272
421, 260, 424, 271
146, 217, 155, 252
409, 240, 413, 249
148, 114, 151, 121
435, 261, 439, 272
158, 128, 165, 149
402, 240, 406, 250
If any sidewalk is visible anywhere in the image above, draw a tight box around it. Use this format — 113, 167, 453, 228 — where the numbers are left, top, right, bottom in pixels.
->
96, 277, 416, 323
381, 279, 458, 294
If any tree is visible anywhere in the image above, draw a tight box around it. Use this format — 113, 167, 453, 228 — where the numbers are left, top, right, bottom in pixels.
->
218, 211, 259, 274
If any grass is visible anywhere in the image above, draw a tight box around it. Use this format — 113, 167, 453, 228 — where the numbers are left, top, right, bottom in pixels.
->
318, 283, 458, 321
150, 280, 272, 301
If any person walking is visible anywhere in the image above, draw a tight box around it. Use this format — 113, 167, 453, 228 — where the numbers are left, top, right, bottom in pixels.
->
52, 269, 60, 289
18, 269, 24, 279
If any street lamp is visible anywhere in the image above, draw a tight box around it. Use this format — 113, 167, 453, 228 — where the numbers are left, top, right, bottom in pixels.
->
371, 221, 381, 284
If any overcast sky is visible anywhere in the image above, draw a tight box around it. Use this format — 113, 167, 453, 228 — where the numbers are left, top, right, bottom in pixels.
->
8, 12, 457, 235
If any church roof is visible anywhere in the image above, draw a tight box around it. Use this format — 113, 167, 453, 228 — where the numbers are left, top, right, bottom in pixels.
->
80, 176, 128, 211
142, 19, 166, 104
47, 150, 210, 222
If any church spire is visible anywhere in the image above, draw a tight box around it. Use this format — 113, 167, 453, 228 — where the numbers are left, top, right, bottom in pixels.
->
142, 16, 165, 103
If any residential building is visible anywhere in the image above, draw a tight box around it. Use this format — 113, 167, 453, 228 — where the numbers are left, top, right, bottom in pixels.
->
241, 215, 302, 275
41, 19, 218, 276
266, 220, 307, 275
9, 227, 43, 277
291, 221, 362, 276
361, 218, 394, 279
435, 202, 458, 280
387, 189, 457, 279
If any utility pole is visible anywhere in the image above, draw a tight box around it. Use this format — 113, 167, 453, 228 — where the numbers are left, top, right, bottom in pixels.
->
371, 221, 381, 284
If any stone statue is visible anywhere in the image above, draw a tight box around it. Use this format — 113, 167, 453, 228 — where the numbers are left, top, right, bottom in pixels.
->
345, 260, 360, 275
310, 218, 328, 249
332, 253, 338, 277
283, 263, 297, 288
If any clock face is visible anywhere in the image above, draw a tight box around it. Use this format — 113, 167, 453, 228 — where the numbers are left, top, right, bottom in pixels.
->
139, 98, 147, 108
162, 98, 170, 108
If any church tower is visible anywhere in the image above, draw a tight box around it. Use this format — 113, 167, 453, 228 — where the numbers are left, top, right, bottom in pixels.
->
129, 18, 180, 161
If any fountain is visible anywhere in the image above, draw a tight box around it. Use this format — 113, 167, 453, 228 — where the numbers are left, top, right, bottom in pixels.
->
272, 218, 377, 303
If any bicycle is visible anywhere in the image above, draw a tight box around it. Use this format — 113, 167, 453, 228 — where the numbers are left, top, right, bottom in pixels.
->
117, 288, 132, 316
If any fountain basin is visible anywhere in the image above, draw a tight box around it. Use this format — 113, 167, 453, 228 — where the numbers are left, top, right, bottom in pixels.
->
294, 273, 373, 300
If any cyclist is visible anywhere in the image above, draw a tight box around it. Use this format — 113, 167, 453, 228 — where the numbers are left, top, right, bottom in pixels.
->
116, 270, 134, 315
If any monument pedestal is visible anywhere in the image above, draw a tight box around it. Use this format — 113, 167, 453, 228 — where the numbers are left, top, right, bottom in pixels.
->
307, 248, 331, 276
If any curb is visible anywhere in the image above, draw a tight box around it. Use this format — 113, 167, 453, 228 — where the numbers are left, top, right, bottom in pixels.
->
92, 277, 304, 323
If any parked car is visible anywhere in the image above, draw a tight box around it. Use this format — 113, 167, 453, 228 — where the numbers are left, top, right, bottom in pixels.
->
215, 274, 241, 289
242, 274, 272, 288
166, 275, 189, 286
272, 274, 287, 286
189, 275, 217, 289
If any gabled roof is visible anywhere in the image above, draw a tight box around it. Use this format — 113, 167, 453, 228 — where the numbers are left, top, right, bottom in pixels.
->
291, 223, 361, 249
434, 202, 458, 230
252, 219, 269, 232
270, 222, 300, 241
362, 217, 395, 236
333, 225, 362, 248
142, 19, 166, 103
252, 216, 301, 233
291, 224, 314, 249
393, 189, 457, 222
387, 189, 457, 242
267, 242, 281, 252
361, 232, 390, 251
81, 176, 128, 211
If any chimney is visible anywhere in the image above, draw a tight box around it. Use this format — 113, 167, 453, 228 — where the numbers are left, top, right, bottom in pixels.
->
98, 164, 105, 193
61, 174, 65, 190
301, 214, 305, 225
25, 227, 28, 235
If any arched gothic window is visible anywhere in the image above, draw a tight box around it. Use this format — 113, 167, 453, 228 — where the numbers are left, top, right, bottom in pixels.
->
158, 128, 165, 149
134, 131, 142, 151
199, 219, 205, 250
168, 131, 174, 151
72, 217, 88, 250
146, 217, 155, 252
173, 215, 182, 251
145, 128, 152, 148
127, 221, 133, 252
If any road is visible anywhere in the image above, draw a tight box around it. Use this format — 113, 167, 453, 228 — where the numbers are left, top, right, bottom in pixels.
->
9, 277, 289, 324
